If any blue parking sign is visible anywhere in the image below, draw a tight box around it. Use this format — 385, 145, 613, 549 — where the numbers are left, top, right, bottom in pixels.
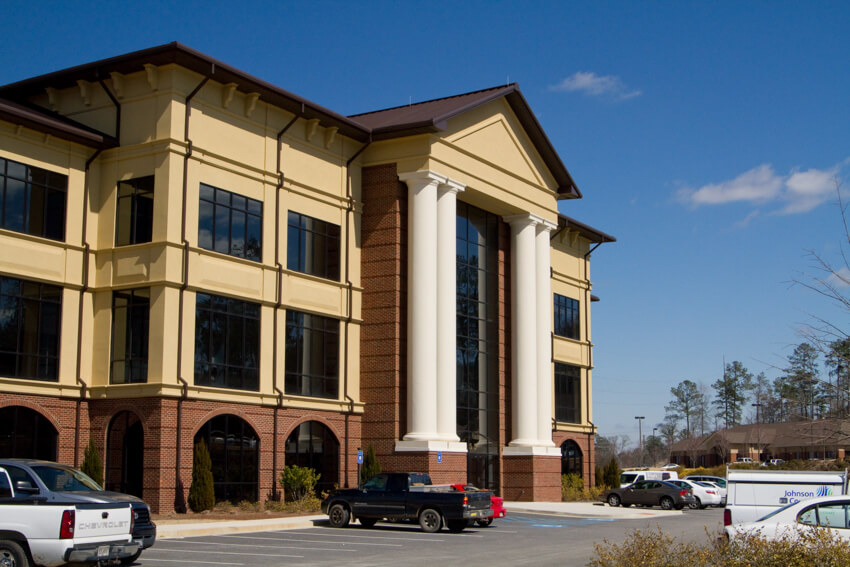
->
437, 451, 442, 463
357, 450, 363, 464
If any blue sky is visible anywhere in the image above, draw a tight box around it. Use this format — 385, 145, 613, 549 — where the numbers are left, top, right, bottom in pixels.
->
2, 1, 848, 447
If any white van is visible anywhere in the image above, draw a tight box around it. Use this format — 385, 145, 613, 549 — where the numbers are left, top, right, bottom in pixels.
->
619, 470, 679, 488
724, 468, 849, 525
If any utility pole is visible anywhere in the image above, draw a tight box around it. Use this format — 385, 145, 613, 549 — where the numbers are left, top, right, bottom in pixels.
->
752, 402, 762, 461
635, 416, 645, 466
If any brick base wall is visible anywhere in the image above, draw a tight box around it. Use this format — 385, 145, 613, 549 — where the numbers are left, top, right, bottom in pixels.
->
553, 431, 596, 489
502, 454, 561, 501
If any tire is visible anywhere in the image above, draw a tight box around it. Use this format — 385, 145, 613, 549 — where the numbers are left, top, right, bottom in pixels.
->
328, 503, 351, 528
120, 549, 143, 565
689, 497, 701, 510
419, 508, 443, 533
607, 494, 621, 507
660, 497, 674, 510
476, 518, 494, 527
359, 517, 377, 528
0, 540, 29, 567
446, 519, 468, 533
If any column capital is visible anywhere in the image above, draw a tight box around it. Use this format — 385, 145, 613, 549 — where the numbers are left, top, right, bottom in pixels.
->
398, 169, 446, 188
438, 178, 466, 195
503, 212, 554, 229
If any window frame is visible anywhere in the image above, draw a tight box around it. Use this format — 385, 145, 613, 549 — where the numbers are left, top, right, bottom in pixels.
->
115, 176, 154, 246
197, 183, 262, 262
0, 157, 67, 241
193, 293, 260, 391
286, 211, 341, 281
554, 362, 582, 424
554, 293, 580, 340
110, 288, 150, 384
284, 309, 339, 399
0, 276, 62, 382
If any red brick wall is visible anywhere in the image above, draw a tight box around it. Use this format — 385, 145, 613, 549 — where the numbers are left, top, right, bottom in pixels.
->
503, 454, 561, 501
553, 431, 596, 489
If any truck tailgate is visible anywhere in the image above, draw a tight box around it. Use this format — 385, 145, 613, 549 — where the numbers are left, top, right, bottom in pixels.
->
74, 503, 133, 540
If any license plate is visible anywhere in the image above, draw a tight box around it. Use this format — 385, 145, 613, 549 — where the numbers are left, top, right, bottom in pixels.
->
469, 511, 479, 517
97, 546, 109, 558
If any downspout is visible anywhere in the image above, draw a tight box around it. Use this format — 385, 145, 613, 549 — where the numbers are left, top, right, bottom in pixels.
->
272, 115, 299, 499
583, 242, 602, 485
175, 71, 212, 511
74, 149, 101, 466
342, 140, 370, 487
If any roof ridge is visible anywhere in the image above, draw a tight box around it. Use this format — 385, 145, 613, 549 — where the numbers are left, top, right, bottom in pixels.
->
349, 83, 517, 118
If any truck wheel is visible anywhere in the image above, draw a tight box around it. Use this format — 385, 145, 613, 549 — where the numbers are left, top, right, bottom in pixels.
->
328, 503, 351, 528
120, 549, 143, 565
0, 540, 29, 567
446, 519, 468, 533
660, 496, 674, 510
419, 508, 443, 533
359, 517, 377, 528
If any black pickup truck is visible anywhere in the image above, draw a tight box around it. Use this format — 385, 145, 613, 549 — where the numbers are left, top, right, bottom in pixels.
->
321, 472, 493, 532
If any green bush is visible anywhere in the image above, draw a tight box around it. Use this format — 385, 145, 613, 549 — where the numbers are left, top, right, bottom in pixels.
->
80, 438, 103, 487
561, 473, 603, 502
188, 440, 215, 512
279, 464, 320, 502
589, 524, 850, 567
360, 445, 381, 485
600, 457, 621, 489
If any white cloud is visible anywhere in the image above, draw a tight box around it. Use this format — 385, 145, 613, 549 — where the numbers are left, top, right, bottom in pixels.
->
826, 266, 850, 289
549, 71, 641, 101
677, 161, 845, 215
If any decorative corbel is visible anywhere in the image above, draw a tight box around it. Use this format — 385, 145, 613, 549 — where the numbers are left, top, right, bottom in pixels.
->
45, 88, 59, 111
569, 230, 580, 247
77, 80, 91, 106
143, 63, 159, 91
305, 118, 320, 142
109, 72, 125, 99
15, 124, 23, 136
222, 83, 238, 109
44, 133, 52, 145
245, 92, 260, 117
324, 126, 338, 149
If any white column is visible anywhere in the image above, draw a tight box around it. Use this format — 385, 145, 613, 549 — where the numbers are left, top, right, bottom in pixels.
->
505, 214, 539, 446
536, 221, 556, 446
399, 170, 442, 442
437, 179, 465, 442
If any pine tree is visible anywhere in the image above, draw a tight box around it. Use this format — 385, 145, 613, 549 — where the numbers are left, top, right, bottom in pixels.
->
360, 444, 381, 485
81, 438, 103, 487
188, 440, 215, 512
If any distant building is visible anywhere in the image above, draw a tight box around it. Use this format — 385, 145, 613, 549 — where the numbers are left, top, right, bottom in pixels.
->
0, 43, 614, 512
670, 420, 850, 467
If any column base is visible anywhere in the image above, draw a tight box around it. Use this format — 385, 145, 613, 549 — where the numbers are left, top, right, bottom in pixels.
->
395, 440, 468, 453
502, 451, 562, 502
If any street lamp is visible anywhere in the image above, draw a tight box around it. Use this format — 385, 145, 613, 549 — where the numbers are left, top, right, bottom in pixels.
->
752, 403, 762, 461
635, 416, 645, 465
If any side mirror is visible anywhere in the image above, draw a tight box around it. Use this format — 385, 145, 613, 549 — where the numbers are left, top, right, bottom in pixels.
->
15, 480, 39, 494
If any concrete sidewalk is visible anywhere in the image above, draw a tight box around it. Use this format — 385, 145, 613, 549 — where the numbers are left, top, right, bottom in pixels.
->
155, 502, 677, 539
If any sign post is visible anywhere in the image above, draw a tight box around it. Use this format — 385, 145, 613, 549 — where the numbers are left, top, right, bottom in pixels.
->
357, 448, 363, 489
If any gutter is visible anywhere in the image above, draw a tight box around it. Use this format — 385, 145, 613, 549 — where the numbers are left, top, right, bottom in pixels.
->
271, 115, 299, 499
175, 69, 212, 512
341, 139, 370, 487
74, 148, 101, 466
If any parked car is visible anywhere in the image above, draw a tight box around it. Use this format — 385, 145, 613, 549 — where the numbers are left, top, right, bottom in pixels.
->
660, 463, 680, 470
668, 479, 721, 509
0, 459, 156, 565
762, 459, 785, 466
697, 481, 727, 505
603, 480, 695, 510
725, 495, 850, 542
684, 474, 727, 505
450, 484, 505, 527
618, 470, 678, 488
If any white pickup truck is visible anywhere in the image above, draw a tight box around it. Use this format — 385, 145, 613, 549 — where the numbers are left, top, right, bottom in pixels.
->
0, 465, 139, 567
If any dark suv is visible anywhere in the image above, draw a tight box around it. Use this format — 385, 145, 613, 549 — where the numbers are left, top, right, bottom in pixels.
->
0, 458, 156, 565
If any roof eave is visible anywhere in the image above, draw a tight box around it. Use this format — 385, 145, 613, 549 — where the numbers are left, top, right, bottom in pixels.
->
0, 98, 118, 149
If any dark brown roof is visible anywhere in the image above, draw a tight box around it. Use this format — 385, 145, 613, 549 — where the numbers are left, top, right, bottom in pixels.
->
0, 42, 370, 143
0, 97, 117, 149
558, 214, 616, 244
349, 84, 581, 199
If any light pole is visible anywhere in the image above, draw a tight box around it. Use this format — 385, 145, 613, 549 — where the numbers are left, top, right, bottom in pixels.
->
635, 416, 645, 465
752, 403, 762, 461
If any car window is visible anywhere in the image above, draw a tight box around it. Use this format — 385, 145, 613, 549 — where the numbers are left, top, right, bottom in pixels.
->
815, 503, 850, 529
31, 465, 101, 491
386, 475, 406, 492
798, 506, 818, 526
363, 474, 388, 491
621, 474, 639, 484
648, 482, 662, 489
0, 469, 11, 498
3, 465, 37, 498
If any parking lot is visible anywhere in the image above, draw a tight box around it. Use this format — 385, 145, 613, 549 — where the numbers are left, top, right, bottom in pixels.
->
138, 508, 723, 567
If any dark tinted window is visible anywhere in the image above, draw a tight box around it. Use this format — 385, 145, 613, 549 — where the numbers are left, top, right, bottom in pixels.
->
0, 157, 67, 241
0, 276, 62, 381
287, 211, 340, 280
555, 363, 581, 423
115, 176, 154, 245
285, 310, 339, 399
554, 294, 579, 339
111, 289, 150, 383
194, 293, 260, 391
198, 183, 262, 262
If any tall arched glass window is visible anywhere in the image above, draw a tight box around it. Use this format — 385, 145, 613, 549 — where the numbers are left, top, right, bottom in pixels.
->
194, 415, 259, 502
561, 439, 583, 477
285, 421, 339, 494
0, 406, 57, 459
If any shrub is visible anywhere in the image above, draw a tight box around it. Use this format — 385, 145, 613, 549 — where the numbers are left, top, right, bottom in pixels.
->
279, 464, 320, 502
561, 473, 603, 502
360, 444, 381, 485
80, 438, 103, 487
188, 440, 215, 512
601, 457, 621, 489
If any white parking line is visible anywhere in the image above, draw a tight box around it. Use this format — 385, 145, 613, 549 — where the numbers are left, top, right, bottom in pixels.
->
279, 530, 448, 542
140, 559, 244, 565
220, 534, 402, 547
157, 540, 354, 553
147, 548, 303, 558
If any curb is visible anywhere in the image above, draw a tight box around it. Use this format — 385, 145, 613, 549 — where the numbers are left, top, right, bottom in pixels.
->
503, 503, 683, 520
157, 515, 326, 539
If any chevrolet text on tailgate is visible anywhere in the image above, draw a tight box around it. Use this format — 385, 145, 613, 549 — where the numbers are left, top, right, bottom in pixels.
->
321, 472, 494, 533
0, 466, 138, 567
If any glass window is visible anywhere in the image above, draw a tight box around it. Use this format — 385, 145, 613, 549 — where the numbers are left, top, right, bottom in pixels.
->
0, 158, 67, 241
287, 211, 340, 280
285, 421, 339, 494
561, 440, 583, 477
198, 183, 262, 262
111, 289, 150, 384
554, 294, 580, 340
814, 503, 850, 528
115, 176, 154, 246
0, 276, 62, 381
0, 406, 57, 460
285, 310, 339, 399
194, 293, 260, 391
555, 363, 581, 423
194, 415, 258, 503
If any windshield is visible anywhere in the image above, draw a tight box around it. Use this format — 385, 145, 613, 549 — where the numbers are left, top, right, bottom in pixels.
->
31, 465, 103, 491
620, 473, 638, 484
